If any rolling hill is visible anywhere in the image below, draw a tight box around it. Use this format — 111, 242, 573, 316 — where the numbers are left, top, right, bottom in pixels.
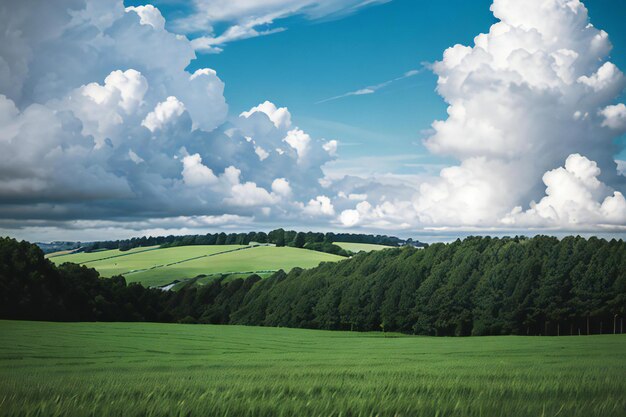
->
49, 245, 344, 287
333, 242, 394, 252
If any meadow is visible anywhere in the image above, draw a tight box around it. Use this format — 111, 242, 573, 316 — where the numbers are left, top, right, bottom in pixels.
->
46, 245, 161, 264
49, 245, 344, 287
333, 242, 394, 252
1, 320, 624, 417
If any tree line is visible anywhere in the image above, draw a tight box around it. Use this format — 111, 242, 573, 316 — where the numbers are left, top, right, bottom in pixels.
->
3, 235, 624, 336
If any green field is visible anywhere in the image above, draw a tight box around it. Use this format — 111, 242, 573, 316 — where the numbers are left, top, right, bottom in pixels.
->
50, 245, 344, 287
0, 320, 623, 417
47, 245, 160, 264
334, 242, 395, 252
126, 246, 342, 287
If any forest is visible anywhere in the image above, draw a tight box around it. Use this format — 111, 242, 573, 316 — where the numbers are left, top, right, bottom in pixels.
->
2, 235, 624, 336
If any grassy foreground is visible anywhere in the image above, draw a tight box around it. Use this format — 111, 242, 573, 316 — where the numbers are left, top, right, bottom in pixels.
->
1, 321, 624, 417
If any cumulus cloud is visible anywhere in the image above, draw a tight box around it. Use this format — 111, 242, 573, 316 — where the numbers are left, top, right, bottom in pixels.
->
271, 178, 292, 196
181, 154, 218, 186
284, 128, 311, 163
0, 0, 338, 237
241, 101, 292, 130
503, 154, 626, 228
142, 96, 186, 132
600, 103, 626, 131
337, 0, 625, 232
124, 5, 166, 30
1, 0, 624, 240
303, 196, 335, 217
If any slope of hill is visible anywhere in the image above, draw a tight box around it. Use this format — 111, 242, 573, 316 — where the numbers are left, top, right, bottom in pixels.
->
333, 242, 394, 252
49, 245, 344, 287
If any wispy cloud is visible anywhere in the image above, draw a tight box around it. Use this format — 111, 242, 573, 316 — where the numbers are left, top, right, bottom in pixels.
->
316, 69, 422, 104
177, 0, 391, 53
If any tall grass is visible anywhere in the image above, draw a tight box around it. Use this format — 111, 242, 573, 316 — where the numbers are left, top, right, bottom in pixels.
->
1, 320, 624, 416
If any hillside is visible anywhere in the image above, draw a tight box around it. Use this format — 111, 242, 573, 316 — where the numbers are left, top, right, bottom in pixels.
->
333, 242, 395, 252
50, 245, 344, 287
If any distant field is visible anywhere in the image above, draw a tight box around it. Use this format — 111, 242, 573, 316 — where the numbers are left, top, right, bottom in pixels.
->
1, 320, 624, 417
126, 246, 343, 287
44, 249, 74, 258
48, 245, 160, 264
50, 245, 343, 287
334, 242, 395, 252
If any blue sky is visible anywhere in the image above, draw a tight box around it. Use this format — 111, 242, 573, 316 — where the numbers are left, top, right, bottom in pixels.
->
1, 0, 625, 242
130, 0, 626, 168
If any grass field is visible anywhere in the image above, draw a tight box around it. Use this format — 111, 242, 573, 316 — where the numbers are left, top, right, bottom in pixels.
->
334, 242, 395, 252
49, 245, 344, 287
0, 320, 624, 417
125, 246, 343, 287
48, 245, 161, 264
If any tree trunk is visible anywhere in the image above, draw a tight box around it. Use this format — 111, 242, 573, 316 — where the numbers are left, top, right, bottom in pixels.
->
587, 316, 590, 335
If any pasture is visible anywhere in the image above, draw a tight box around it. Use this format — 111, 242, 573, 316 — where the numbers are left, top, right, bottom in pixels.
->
334, 242, 395, 252
49, 245, 344, 287
47, 245, 160, 264
0, 320, 624, 417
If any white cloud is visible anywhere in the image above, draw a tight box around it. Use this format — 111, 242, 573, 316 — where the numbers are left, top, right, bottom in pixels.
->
125, 5, 166, 30
283, 128, 311, 163
142, 96, 186, 132
0, 0, 338, 232
174, 0, 390, 52
56, 69, 148, 147
348, 193, 367, 201
181, 154, 218, 186
323, 140, 338, 156
503, 154, 626, 227
303, 195, 335, 217
333, 0, 625, 232
340, 209, 360, 227
317, 68, 421, 103
600, 103, 626, 131
191, 25, 286, 53
1, 0, 624, 238
271, 178, 292, 196
226, 182, 278, 207
241, 100, 292, 129
339, 200, 414, 229
255, 146, 270, 161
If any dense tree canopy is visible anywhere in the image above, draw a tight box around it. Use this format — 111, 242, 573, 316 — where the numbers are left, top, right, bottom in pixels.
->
3, 236, 625, 336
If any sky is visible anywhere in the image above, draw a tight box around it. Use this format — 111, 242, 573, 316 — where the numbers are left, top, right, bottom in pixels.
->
0, 0, 625, 242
